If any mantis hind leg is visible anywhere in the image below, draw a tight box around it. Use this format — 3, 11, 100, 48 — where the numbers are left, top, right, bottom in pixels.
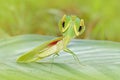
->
64, 48, 81, 65
49, 52, 59, 72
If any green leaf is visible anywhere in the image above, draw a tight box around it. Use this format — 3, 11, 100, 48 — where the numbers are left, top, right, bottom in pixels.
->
0, 35, 120, 80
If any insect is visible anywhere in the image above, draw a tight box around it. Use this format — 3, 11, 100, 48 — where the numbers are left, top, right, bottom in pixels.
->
17, 15, 85, 63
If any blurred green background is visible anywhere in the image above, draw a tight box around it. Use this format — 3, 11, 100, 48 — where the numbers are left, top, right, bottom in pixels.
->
0, 0, 120, 42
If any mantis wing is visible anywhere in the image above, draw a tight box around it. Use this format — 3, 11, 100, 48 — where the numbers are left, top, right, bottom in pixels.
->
17, 37, 63, 63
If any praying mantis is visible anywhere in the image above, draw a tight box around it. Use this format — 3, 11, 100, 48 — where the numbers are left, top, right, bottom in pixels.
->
17, 15, 85, 63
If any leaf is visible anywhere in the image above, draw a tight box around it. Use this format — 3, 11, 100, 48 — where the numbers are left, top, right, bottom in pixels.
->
0, 35, 120, 80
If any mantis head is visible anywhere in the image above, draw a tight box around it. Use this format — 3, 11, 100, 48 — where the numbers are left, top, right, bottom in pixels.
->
59, 15, 85, 42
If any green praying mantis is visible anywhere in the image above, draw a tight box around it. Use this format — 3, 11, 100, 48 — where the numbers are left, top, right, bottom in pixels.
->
17, 15, 85, 63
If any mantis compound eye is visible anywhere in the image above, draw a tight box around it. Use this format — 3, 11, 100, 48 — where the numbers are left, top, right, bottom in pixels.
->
74, 19, 85, 36
60, 15, 70, 33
